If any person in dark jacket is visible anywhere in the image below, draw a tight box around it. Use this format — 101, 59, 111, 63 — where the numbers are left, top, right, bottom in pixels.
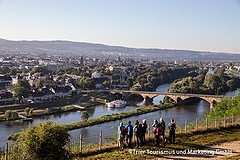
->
133, 120, 141, 147
125, 121, 133, 148
168, 118, 176, 144
142, 119, 147, 145
159, 118, 166, 141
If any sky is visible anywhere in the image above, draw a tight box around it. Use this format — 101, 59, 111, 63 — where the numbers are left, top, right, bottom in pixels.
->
0, 0, 240, 54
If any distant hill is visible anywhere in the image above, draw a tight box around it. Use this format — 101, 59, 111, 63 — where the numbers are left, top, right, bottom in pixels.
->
0, 38, 239, 61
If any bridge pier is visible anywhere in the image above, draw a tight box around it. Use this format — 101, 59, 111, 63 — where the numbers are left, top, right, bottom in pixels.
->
143, 96, 153, 103
209, 102, 214, 110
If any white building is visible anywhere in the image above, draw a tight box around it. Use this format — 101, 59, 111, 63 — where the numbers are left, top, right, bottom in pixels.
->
91, 71, 101, 78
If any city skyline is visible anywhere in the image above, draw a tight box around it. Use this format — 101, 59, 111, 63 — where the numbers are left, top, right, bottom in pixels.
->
0, 0, 240, 54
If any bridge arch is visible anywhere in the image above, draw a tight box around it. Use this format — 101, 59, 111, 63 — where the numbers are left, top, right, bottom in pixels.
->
164, 94, 223, 109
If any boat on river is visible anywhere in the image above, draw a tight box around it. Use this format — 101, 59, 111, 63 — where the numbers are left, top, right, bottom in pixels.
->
106, 100, 127, 108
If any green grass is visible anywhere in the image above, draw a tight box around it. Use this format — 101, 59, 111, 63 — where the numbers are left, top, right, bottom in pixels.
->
73, 125, 240, 160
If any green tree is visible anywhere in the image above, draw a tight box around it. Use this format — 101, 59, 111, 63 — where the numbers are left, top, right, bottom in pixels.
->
18, 121, 70, 160
130, 82, 142, 91
13, 86, 29, 98
36, 79, 44, 89
4, 110, 19, 120
1, 66, 10, 74
126, 77, 134, 88
32, 66, 51, 74
12, 79, 30, 98
102, 80, 110, 87
17, 78, 30, 89
81, 111, 89, 120
112, 79, 120, 85
24, 107, 34, 117
143, 82, 154, 91
9, 68, 17, 75
76, 76, 95, 90
214, 67, 225, 75
226, 80, 235, 90
204, 74, 221, 92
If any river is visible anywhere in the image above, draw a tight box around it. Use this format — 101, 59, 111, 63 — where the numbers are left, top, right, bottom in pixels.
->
0, 82, 238, 147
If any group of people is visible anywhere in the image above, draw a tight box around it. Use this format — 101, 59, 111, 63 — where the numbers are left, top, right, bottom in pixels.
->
117, 118, 176, 150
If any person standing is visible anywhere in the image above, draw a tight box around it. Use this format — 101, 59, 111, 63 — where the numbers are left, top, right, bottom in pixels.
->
118, 122, 126, 150
168, 119, 176, 144
133, 120, 141, 147
142, 119, 147, 145
159, 118, 166, 141
152, 119, 158, 128
125, 121, 133, 148
153, 123, 160, 147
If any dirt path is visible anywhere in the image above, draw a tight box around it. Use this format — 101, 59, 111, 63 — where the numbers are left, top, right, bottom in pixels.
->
161, 140, 240, 160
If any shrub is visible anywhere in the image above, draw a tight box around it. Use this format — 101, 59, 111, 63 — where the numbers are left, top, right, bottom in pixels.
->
24, 107, 33, 117
17, 121, 70, 160
81, 111, 89, 120
4, 110, 19, 120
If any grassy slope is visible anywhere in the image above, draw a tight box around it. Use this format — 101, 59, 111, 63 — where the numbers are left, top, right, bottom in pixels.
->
73, 125, 240, 160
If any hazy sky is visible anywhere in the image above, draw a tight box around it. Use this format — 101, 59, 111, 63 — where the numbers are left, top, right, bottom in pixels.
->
1, 0, 240, 53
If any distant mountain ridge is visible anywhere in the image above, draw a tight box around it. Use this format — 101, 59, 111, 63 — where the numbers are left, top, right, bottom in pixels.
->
0, 38, 239, 61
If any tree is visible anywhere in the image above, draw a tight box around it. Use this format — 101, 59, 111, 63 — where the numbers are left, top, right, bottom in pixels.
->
35, 79, 44, 89
32, 66, 51, 74
81, 111, 89, 120
102, 80, 110, 87
24, 107, 34, 117
76, 76, 95, 90
9, 68, 17, 75
143, 82, 154, 91
18, 121, 70, 160
130, 82, 142, 91
214, 67, 225, 75
226, 80, 236, 90
112, 79, 120, 85
0, 66, 10, 74
126, 77, 134, 88
204, 74, 221, 92
12, 86, 29, 98
12, 79, 30, 98
4, 110, 19, 120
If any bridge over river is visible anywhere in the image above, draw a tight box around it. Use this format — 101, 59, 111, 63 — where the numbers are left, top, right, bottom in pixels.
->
108, 90, 232, 109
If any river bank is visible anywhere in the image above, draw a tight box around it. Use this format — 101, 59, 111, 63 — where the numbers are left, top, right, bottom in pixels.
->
7, 90, 176, 140
0, 93, 106, 122
8, 100, 175, 140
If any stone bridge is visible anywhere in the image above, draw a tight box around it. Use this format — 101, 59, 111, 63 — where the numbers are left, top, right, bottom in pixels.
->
110, 90, 229, 109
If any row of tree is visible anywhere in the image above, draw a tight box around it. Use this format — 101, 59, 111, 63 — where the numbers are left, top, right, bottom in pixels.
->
207, 93, 240, 119
128, 66, 198, 91
168, 67, 240, 95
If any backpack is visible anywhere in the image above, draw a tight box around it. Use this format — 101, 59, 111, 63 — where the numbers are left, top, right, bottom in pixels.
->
142, 123, 147, 133
138, 124, 142, 134
169, 122, 176, 130
155, 127, 160, 136
159, 121, 166, 130
121, 126, 127, 136
134, 124, 142, 135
